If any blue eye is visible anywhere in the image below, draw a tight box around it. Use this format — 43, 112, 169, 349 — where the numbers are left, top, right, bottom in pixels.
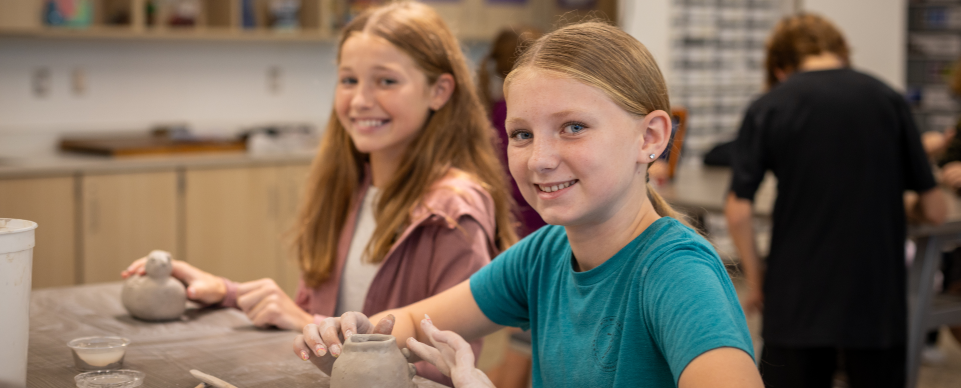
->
510, 130, 532, 141
564, 122, 586, 133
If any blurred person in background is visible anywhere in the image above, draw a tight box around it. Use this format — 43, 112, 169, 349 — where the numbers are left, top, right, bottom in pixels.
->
917, 59, 961, 349
478, 26, 545, 238
926, 60, 961, 195
724, 13, 947, 388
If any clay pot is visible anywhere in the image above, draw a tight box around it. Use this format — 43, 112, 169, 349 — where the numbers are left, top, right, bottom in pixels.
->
121, 250, 186, 321
330, 334, 416, 388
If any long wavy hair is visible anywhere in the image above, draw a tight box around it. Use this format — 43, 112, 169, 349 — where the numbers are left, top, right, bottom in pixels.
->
293, 1, 518, 287
505, 21, 684, 221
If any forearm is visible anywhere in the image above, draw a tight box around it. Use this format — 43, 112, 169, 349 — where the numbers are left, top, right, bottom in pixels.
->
373, 281, 500, 350
725, 193, 763, 287
917, 188, 948, 225
371, 307, 420, 345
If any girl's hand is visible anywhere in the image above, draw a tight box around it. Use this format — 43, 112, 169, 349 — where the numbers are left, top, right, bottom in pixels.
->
293, 313, 396, 375
407, 316, 495, 388
120, 251, 226, 305
236, 278, 313, 330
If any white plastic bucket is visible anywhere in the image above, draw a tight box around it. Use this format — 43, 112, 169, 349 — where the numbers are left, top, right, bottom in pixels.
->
0, 218, 37, 388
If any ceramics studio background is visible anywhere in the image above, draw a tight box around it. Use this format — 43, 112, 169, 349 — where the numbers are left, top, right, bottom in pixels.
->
4, 1, 958, 388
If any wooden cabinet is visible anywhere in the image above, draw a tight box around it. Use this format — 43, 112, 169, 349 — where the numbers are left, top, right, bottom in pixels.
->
184, 166, 282, 286
183, 163, 309, 298
81, 171, 178, 284
0, 176, 77, 289
276, 164, 310, 297
1, 160, 311, 292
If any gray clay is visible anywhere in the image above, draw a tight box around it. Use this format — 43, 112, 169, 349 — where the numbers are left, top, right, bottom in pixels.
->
121, 250, 186, 321
330, 334, 416, 388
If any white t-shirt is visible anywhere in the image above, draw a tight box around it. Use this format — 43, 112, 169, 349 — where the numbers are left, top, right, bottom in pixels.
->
334, 187, 381, 316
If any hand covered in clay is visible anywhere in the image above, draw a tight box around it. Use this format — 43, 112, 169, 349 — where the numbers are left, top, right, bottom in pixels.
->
121, 251, 226, 305
407, 316, 495, 388
293, 312, 396, 375
236, 278, 313, 330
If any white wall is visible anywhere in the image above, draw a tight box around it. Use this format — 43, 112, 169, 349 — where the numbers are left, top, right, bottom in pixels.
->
620, 0, 672, 96
803, 0, 905, 90
0, 38, 338, 156
0, 37, 492, 158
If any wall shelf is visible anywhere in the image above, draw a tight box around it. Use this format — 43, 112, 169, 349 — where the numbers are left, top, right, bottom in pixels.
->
0, 0, 335, 43
0, 0, 617, 44
0, 25, 333, 42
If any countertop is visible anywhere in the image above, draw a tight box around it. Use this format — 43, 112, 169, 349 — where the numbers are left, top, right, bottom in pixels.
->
651, 163, 777, 217
0, 151, 315, 179
655, 162, 961, 234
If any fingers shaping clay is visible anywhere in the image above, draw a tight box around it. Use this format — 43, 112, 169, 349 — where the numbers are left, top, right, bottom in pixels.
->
121, 250, 186, 321
330, 334, 416, 388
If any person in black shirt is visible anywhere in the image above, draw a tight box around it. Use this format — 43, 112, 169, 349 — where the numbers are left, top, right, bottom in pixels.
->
922, 62, 961, 347
725, 14, 947, 388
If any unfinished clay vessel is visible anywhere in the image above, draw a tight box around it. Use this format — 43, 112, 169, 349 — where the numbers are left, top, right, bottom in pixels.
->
121, 250, 186, 321
330, 334, 416, 388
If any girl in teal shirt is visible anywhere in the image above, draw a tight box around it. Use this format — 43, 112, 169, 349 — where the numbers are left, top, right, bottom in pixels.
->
295, 21, 762, 388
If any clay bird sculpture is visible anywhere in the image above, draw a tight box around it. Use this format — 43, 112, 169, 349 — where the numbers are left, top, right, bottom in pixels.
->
121, 250, 187, 321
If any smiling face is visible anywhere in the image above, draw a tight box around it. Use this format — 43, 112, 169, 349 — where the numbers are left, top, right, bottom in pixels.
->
335, 33, 439, 161
505, 70, 655, 228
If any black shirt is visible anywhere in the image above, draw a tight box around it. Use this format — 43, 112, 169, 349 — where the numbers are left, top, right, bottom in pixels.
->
730, 68, 937, 348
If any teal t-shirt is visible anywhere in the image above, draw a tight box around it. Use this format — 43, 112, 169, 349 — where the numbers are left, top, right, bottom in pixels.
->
470, 218, 754, 387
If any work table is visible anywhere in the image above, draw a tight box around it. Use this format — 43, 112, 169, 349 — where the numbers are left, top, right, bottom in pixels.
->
28, 282, 446, 387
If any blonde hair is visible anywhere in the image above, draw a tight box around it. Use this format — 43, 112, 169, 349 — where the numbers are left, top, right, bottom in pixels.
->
505, 21, 683, 220
765, 13, 850, 89
293, 1, 518, 287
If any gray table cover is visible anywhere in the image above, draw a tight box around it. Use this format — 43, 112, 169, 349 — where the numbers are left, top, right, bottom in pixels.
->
27, 282, 445, 387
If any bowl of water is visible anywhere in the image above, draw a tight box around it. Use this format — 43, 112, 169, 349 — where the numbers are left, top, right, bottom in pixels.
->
67, 336, 131, 371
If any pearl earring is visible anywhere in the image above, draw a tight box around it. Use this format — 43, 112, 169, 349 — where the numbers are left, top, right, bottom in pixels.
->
649, 153, 656, 159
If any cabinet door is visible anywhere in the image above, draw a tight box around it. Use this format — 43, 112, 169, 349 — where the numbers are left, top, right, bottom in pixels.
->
277, 164, 311, 298
82, 171, 178, 284
0, 176, 76, 289
184, 166, 283, 285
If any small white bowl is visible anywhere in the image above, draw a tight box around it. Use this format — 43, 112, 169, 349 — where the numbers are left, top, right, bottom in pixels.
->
74, 369, 145, 387
67, 336, 131, 371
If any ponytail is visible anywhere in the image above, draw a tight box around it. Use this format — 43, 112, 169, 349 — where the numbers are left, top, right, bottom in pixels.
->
646, 184, 680, 219
646, 183, 699, 233
644, 160, 699, 232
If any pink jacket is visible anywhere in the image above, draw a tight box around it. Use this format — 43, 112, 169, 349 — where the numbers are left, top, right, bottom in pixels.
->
223, 168, 498, 384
